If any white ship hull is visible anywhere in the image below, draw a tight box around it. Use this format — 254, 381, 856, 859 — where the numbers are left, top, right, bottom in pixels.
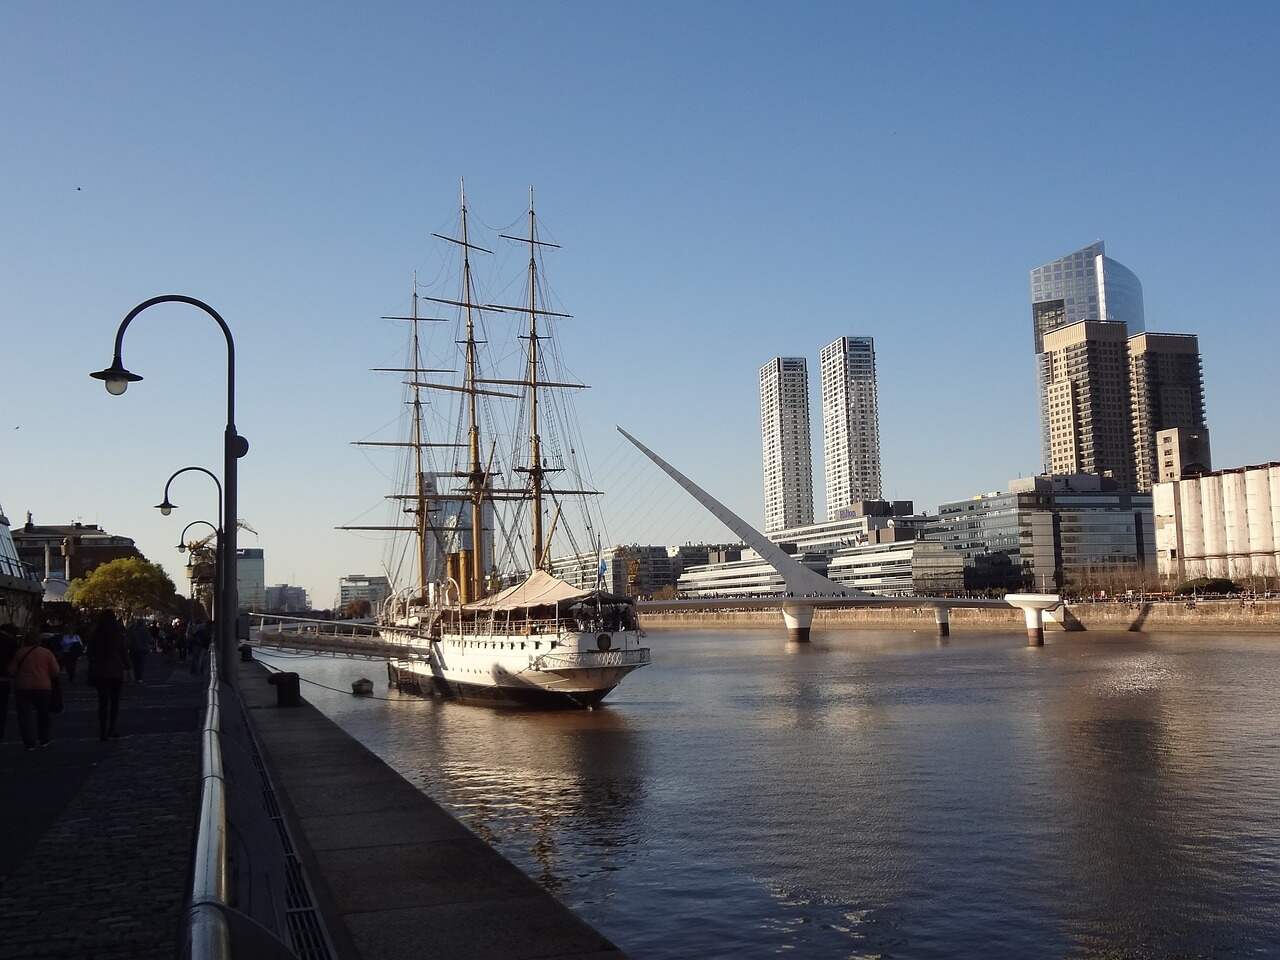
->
381, 624, 650, 708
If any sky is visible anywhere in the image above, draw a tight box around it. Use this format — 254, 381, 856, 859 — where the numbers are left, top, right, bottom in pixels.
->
2, 2, 1278, 607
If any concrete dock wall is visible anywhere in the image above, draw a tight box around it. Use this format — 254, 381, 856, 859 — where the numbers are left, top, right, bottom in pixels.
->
641, 599, 1280, 633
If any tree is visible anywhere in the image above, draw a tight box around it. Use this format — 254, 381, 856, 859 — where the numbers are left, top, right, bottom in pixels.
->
342, 598, 372, 619
66, 557, 178, 616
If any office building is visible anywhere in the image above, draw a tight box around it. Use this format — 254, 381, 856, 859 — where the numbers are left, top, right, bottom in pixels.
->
1154, 463, 1280, 582
551, 546, 677, 597
1042, 321, 1135, 487
929, 474, 1153, 592
1128, 333, 1208, 491
760, 357, 815, 532
1156, 426, 1212, 484
676, 550, 830, 598
826, 538, 968, 597
765, 503, 925, 555
820, 336, 882, 514
338, 574, 391, 612
236, 548, 266, 612
264, 583, 309, 612
1032, 241, 1145, 465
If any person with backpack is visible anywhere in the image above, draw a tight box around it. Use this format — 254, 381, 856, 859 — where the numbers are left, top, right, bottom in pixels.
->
8, 629, 61, 750
88, 610, 129, 741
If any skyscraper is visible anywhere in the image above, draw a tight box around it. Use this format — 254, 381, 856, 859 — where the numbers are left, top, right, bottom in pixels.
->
759, 357, 815, 533
1128, 333, 1209, 491
1031, 241, 1144, 466
1042, 321, 1134, 487
820, 336, 882, 517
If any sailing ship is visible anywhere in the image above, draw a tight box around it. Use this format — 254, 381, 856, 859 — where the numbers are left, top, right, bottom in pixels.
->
340, 183, 650, 708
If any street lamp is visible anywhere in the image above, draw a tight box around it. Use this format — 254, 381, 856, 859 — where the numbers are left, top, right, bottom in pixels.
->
176, 520, 220, 554
91, 295, 248, 686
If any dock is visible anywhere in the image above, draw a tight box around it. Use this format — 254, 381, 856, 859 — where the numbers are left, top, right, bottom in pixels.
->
238, 656, 627, 960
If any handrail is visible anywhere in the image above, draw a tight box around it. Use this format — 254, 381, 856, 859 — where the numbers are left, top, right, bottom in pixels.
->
187, 643, 231, 960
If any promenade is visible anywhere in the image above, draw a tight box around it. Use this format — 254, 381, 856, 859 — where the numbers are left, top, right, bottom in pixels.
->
0, 656, 204, 960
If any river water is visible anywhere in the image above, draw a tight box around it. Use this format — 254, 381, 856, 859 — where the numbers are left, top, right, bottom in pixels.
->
258, 628, 1280, 958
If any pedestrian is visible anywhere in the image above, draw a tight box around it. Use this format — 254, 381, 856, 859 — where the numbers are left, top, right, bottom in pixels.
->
190, 620, 211, 676
176, 618, 190, 662
0, 624, 19, 741
8, 629, 61, 750
87, 610, 129, 740
60, 622, 85, 682
126, 616, 151, 684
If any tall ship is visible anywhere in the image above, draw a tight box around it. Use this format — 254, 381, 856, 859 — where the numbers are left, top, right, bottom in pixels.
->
341, 184, 650, 708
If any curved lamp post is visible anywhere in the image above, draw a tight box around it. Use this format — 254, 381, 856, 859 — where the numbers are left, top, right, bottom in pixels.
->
158, 466, 223, 530
176, 519, 221, 553
91, 295, 248, 686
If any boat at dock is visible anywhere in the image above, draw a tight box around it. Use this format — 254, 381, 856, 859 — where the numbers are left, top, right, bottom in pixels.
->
340, 183, 650, 708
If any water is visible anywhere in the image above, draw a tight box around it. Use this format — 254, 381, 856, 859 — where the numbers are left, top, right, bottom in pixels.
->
259, 629, 1280, 958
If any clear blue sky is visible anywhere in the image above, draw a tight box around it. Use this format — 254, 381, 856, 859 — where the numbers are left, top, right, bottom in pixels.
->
3, 2, 1277, 605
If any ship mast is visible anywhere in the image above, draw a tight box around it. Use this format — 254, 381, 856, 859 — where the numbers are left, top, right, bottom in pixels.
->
409, 275, 429, 598
525, 187, 546, 568
459, 181, 487, 599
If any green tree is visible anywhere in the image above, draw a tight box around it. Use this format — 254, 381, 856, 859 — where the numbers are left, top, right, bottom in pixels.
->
66, 557, 178, 616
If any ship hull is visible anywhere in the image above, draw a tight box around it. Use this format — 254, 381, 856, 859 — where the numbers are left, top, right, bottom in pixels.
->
381, 625, 649, 710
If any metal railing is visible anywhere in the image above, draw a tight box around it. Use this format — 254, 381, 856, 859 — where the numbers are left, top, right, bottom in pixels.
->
188, 643, 231, 960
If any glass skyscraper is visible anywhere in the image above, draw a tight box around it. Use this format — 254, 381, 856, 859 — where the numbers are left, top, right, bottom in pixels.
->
1031, 241, 1145, 468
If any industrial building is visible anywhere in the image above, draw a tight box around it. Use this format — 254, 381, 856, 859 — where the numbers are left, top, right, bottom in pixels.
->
1154, 464, 1280, 582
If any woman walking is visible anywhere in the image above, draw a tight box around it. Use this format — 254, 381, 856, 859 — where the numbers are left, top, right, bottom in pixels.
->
88, 610, 129, 741
8, 629, 61, 750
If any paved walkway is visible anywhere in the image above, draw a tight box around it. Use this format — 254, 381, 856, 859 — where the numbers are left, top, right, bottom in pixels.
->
241, 659, 627, 960
0, 656, 204, 960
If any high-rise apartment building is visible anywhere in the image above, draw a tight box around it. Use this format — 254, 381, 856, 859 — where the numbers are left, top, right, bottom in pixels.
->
1128, 333, 1208, 491
236, 548, 266, 612
820, 337, 882, 517
759, 357, 814, 532
1042, 321, 1135, 487
1031, 241, 1144, 466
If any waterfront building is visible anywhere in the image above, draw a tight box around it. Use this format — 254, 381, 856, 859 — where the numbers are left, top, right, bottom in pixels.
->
759, 357, 815, 532
676, 549, 830, 598
1154, 463, 1280, 582
765, 503, 926, 555
11, 514, 144, 582
1042, 320, 1135, 488
264, 583, 309, 612
1128, 333, 1208, 491
1031, 241, 1145, 465
929, 474, 1153, 592
236, 548, 266, 612
338, 573, 391, 612
820, 336, 882, 514
1156, 426, 1213, 484
551, 545, 676, 597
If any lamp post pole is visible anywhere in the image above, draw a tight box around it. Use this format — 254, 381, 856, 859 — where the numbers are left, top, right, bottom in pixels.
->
91, 295, 248, 686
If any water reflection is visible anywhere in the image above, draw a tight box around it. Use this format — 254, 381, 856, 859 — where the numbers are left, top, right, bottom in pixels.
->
259, 632, 1280, 959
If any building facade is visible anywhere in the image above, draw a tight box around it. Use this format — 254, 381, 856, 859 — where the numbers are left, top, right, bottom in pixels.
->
676, 550, 830, 598
264, 583, 309, 612
820, 336, 882, 515
1128, 333, 1208, 491
1042, 320, 1135, 487
929, 474, 1153, 592
550, 545, 677, 598
759, 357, 815, 533
1032, 241, 1145, 466
236, 548, 266, 612
1156, 426, 1213, 485
338, 574, 391, 612
11, 515, 144, 582
1154, 464, 1280, 582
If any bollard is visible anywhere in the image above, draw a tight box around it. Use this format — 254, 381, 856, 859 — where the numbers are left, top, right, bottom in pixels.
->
267, 671, 301, 707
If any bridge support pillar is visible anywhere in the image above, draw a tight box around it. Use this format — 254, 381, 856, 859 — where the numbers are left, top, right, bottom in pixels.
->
1022, 606, 1044, 645
782, 604, 814, 643
1006, 594, 1059, 647
933, 607, 950, 637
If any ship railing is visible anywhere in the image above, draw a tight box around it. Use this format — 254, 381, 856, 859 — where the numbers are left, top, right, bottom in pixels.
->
534, 647, 652, 670
444, 616, 639, 638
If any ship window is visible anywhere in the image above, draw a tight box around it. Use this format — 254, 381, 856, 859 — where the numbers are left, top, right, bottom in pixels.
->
521, 642, 526, 650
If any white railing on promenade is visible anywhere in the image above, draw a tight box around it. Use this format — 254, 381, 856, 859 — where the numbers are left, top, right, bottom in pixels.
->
187, 644, 231, 960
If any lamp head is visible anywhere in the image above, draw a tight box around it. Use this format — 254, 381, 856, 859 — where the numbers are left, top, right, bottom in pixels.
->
89, 359, 143, 396
155, 498, 176, 517
177, 543, 187, 554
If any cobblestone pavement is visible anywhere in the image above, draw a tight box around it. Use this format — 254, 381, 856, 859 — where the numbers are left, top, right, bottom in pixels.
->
0, 656, 204, 960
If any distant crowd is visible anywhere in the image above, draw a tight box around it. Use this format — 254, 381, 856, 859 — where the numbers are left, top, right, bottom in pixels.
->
1, 612, 214, 750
